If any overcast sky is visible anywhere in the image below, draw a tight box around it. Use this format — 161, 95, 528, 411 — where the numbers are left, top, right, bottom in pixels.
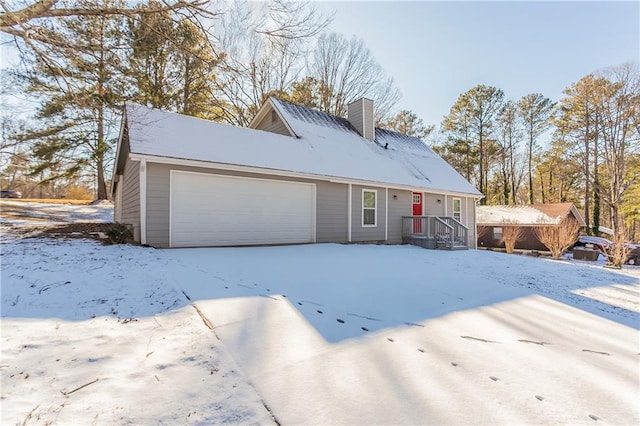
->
316, 0, 639, 129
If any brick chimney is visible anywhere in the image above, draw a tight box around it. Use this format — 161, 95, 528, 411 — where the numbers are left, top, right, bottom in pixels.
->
347, 98, 375, 141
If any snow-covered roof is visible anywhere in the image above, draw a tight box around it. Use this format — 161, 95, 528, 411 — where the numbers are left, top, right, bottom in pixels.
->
122, 102, 482, 197
477, 203, 586, 226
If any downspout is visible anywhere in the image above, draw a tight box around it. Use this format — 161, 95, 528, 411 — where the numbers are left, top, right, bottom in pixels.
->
139, 159, 147, 245
347, 184, 352, 242
474, 199, 479, 249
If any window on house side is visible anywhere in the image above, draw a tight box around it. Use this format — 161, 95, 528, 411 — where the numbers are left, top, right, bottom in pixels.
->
363, 190, 377, 226
493, 227, 503, 240
453, 198, 462, 221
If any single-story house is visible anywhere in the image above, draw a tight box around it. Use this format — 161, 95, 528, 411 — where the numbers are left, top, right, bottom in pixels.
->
477, 203, 586, 251
111, 97, 482, 248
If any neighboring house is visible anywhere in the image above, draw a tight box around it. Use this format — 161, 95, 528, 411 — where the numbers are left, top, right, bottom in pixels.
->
111, 97, 482, 248
477, 203, 586, 251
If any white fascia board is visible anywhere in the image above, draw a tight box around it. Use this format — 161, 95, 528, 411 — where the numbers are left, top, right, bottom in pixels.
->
129, 153, 483, 199
110, 106, 127, 195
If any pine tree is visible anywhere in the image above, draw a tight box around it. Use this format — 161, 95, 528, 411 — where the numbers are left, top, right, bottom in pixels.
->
518, 93, 554, 204
381, 110, 434, 140
20, 0, 129, 199
441, 85, 504, 202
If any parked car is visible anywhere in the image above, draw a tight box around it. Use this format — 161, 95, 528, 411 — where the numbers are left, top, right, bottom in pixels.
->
574, 235, 640, 265
0, 190, 22, 198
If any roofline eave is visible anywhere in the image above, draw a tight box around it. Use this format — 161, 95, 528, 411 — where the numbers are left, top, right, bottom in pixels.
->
128, 152, 483, 199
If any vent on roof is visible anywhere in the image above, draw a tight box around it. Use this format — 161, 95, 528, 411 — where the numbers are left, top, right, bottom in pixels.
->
347, 98, 374, 141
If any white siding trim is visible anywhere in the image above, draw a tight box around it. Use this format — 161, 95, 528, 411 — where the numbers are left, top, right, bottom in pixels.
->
385, 188, 389, 240
115, 176, 122, 222
362, 188, 377, 227
110, 110, 127, 196
347, 184, 352, 242
139, 159, 147, 245
444, 194, 448, 216
452, 197, 462, 221
129, 154, 483, 199
169, 170, 174, 248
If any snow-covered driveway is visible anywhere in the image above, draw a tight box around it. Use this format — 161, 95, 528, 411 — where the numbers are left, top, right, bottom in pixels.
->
2, 235, 639, 424
174, 244, 639, 425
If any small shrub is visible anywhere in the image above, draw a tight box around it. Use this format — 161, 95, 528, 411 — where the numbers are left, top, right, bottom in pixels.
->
535, 218, 581, 259
605, 232, 632, 268
500, 224, 524, 254
65, 186, 93, 200
106, 223, 133, 244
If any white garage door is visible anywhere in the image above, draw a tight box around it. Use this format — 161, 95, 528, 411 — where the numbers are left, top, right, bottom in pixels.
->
170, 171, 315, 247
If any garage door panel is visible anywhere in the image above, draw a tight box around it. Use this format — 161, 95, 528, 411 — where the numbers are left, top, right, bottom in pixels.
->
170, 172, 315, 247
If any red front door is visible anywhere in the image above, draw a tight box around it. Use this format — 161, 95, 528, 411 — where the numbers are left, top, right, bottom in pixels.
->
412, 192, 422, 233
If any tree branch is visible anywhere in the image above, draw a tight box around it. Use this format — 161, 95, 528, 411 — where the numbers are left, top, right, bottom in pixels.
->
1, 1, 212, 29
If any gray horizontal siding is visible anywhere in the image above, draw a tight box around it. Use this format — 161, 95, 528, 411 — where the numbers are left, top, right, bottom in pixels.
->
253, 110, 291, 136
316, 182, 348, 243
119, 156, 140, 241
351, 184, 386, 242
387, 190, 412, 243
423, 193, 444, 216
146, 163, 171, 247
145, 163, 349, 247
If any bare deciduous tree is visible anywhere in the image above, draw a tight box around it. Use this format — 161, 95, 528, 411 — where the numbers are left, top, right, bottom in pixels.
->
591, 63, 640, 237
307, 32, 400, 122
534, 218, 581, 259
210, 0, 331, 125
604, 232, 633, 268
500, 224, 524, 254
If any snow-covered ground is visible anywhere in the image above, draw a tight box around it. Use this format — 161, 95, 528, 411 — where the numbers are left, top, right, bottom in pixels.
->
1, 203, 639, 424
0, 200, 114, 244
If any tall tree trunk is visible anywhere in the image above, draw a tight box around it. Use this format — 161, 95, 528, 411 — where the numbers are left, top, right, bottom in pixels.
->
96, 104, 107, 200
592, 118, 600, 235
528, 127, 534, 204
584, 107, 590, 232
479, 123, 485, 203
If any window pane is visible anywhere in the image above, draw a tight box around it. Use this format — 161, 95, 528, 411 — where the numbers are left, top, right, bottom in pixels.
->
363, 191, 376, 208
493, 227, 503, 240
364, 209, 376, 225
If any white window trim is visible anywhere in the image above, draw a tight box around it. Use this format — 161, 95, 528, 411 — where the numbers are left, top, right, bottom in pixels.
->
453, 197, 462, 221
362, 189, 377, 227
493, 227, 503, 240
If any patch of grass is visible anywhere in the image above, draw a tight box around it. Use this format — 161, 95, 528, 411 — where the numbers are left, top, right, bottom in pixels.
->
3, 199, 95, 205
